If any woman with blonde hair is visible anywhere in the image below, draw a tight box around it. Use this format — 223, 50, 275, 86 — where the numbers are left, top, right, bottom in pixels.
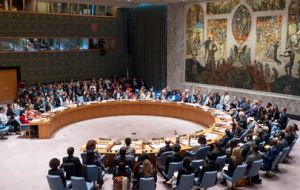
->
136, 159, 157, 189
221, 147, 243, 185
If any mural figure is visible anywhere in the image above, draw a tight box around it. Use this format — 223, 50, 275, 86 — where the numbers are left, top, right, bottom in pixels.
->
232, 5, 251, 44
207, 19, 227, 62
256, 16, 282, 62
280, 49, 296, 75
207, 0, 240, 15
186, 4, 204, 57
247, 0, 285, 11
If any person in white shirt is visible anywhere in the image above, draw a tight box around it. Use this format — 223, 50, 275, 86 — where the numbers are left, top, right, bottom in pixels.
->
0, 107, 20, 133
220, 91, 230, 111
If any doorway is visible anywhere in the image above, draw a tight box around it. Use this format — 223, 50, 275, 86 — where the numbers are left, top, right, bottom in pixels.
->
0, 68, 18, 103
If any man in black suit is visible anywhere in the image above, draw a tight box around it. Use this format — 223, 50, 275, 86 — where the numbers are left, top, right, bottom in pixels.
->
277, 107, 288, 129
196, 152, 219, 184
163, 144, 183, 174
235, 111, 248, 129
246, 144, 262, 184
157, 138, 173, 157
61, 147, 82, 177
212, 141, 226, 158
277, 131, 289, 150
114, 147, 132, 167
219, 129, 234, 147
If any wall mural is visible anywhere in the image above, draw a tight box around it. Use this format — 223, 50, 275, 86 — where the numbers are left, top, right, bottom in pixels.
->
186, 4, 204, 57
247, 0, 285, 11
255, 16, 282, 63
185, 1, 300, 96
207, 0, 240, 15
232, 5, 251, 44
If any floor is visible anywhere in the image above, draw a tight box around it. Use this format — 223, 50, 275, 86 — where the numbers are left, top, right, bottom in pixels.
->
0, 116, 299, 190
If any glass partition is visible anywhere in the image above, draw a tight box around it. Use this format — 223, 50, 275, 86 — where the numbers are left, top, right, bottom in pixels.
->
24, 0, 34, 12
12, 0, 23, 11
49, 2, 68, 14
0, 37, 115, 53
36, 0, 47, 13
69, 3, 78, 14
79, 3, 88, 15
96, 5, 105, 16
0, 0, 10, 11
0, 38, 14, 51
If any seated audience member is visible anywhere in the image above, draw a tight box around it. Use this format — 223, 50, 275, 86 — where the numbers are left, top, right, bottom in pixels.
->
241, 134, 255, 159
212, 141, 226, 158
235, 111, 247, 129
113, 161, 131, 190
171, 158, 193, 187
157, 138, 173, 157
133, 153, 149, 188
196, 152, 220, 184
220, 129, 234, 147
114, 147, 132, 167
189, 134, 207, 153
159, 144, 183, 177
291, 123, 299, 138
261, 139, 281, 171
19, 110, 30, 124
6, 103, 15, 118
277, 107, 288, 129
277, 131, 289, 150
124, 137, 135, 156
0, 107, 20, 133
285, 125, 296, 146
62, 147, 82, 177
86, 151, 104, 186
246, 144, 262, 184
136, 159, 157, 189
85, 139, 102, 161
221, 147, 243, 185
48, 158, 66, 187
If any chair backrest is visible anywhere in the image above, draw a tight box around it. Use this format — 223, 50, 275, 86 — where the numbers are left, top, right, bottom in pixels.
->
62, 162, 76, 180
138, 177, 155, 190
71, 176, 88, 190
167, 162, 182, 179
81, 152, 87, 164
86, 165, 98, 182
216, 155, 227, 171
176, 173, 194, 190
46, 175, 65, 190
288, 138, 298, 155
195, 146, 210, 160
191, 159, 205, 171
247, 159, 263, 177
247, 122, 255, 129
232, 164, 247, 182
271, 152, 282, 170
158, 151, 173, 163
279, 147, 290, 164
199, 171, 218, 188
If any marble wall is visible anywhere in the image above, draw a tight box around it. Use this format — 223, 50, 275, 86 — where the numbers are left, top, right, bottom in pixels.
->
167, 1, 300, 116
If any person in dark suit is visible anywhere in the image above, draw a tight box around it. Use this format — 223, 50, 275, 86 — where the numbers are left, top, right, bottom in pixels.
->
285, 125, 296, 146
219, 129, 234, 147
246, 144, 262, 184
157, 138, 173, 157
61, 147, 82, 177
235, 111, 248, 129
277, 107, 288, 129
261, 139, 281, 171
277, 131, 289, 150
196, 152, 219, 184
48, 158, 66, 187
163, 144, 183, 175
212, 141, 226, 158
176, 158, 194, 186
114, 147, 132, 167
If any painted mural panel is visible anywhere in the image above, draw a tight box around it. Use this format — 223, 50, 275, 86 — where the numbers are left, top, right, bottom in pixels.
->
207, 19, 227, 62
247, 0, 285, 11
186, 4, 204, 57
232, 5, 251, 44
255, 16, 282, 63
207, 0, 240, 15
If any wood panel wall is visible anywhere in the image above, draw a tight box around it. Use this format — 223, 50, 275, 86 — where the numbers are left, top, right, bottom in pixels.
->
0, 69, 17, 103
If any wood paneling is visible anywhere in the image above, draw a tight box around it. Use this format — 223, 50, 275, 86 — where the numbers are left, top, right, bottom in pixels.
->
0, 69, 17, 103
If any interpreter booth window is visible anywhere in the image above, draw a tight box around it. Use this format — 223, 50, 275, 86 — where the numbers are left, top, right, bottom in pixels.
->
36, 0, 47, 13
69, 3, 78, 14
89, 4, 96, 15
11, 0, 23, 11
49, 39, 60, 50
14, 38, 27, 51
79, 4, 89, 15
0, 39, 14, 51
49, 2, 68, 14
96, 5, 105, 16
78, 38, 89, 50
106, 6, 113, 16
60, 38, 79, 50
24, 0, 35, 12
0, 0, 9, 10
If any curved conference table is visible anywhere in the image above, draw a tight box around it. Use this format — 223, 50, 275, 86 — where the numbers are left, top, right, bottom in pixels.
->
30, 100, 232, 154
